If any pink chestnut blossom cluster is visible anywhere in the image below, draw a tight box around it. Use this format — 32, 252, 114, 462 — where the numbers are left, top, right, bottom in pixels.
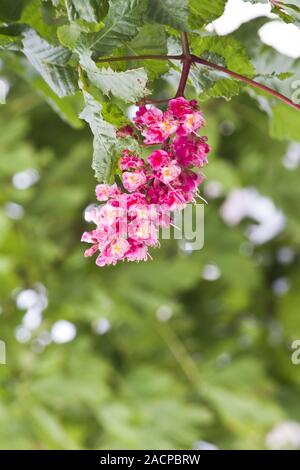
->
81, 97, 211, 267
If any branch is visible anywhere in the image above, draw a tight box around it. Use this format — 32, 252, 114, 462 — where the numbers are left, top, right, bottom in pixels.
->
94, 54, 183, 63
175, 32, 192, 98
191, 54, 300, 111
92, 39, 300, 111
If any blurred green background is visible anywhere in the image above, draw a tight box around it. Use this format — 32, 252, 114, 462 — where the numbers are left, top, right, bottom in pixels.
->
1, 64, 300, 451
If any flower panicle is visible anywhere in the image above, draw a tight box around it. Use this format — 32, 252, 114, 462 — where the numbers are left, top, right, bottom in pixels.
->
82, 97, 211, 267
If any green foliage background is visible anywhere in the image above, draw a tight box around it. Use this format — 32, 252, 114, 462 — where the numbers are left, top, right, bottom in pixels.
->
1, 0, 300, 450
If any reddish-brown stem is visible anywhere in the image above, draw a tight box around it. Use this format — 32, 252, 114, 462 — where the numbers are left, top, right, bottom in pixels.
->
191, 55, 300, 111
92, 35, 300, 111
175, 32, 192, 98
95, 54, 183, 63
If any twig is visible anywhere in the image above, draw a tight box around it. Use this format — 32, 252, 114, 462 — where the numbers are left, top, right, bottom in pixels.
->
191, 55, 300, 111
90, 36, 300, 111
94, 54, 183, 63
175, 32, 192, 98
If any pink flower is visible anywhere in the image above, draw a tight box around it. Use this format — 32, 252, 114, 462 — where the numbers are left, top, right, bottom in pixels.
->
173, 135, 210, 167
135, 106, 179, 144
163, 189, 186, 211
178, 170, 202, 193
82, 98, 211, 267
180, 111, 204, 134
157, 162, 181, 184
82, 228, 108, 258
110, 237, 130, 258
142, 127, 165, 145
122, 171, 147, 192
168, 97, 197, 118
120, 152, 144, 171
95, 183, 120, 201
125, 192, 147, 208
125, 242, 149, 262
128, 203, 159, 224
96, 237, 130, 266
134, 106, 163, 128
84, 244, 98, 257
158, 112, 178, 136
148, 149, 170, 170
99, 203, 123, 227
129, 219, 158, 245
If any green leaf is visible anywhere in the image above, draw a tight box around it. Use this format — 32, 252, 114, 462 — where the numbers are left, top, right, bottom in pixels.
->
33, 80, 84, 129
116, 24, 169, 80
234, 18, 300, 103
189, 35, 255, 100
57, 24, 82, 49
0, 23, 26, 37
3, 51, 83, 128
189, 0, 227, 29
191, 35, 255, 77
65, 0, 109, 23
101, 101, 129, 127
76, 0, 146, 57
145, 0, 188, 31
189, 53, 239, 100
270, 104, 300, 142
22, 29, 77, 97
79, 90, 117, 181
0, 35, 19, 51
80, 53, 148, 102
0, 0, 26, 21
271, 1, 300, 28
21, 0, 58, 41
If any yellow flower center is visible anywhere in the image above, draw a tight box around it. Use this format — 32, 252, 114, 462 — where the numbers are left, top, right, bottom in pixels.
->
107, 207, 117, 222
162, 167, 171, 178
111, 241, 124, 255
186, 115, 195, 128
129, 174, 139, 183
161, 120, 172, 132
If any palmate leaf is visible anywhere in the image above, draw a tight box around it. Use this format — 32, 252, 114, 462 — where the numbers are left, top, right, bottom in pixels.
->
189, 35, 255, 100
79, 90, 117, 181
80, 53, 148, 102
116, 24, 169, 80
191, 36, 255, 77
65, 0, 109, 23
22, 29, 77, 97
189, 0, 227, 29
145, 0, 189, 31
76, 0, 147, 58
